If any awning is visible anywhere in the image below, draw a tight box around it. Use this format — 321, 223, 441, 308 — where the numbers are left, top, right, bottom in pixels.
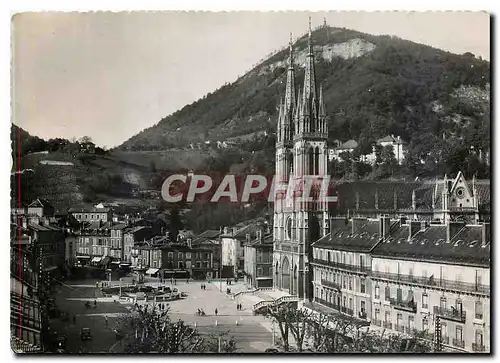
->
76, 256, 91, 259
91, 257, 102, 263
145, 268, 160, 275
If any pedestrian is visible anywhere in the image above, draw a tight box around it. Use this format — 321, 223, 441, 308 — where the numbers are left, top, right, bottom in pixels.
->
105, 315, 108, 328
215, 308, 218, 316
187, 278, 189, 284
94, 299, 97, 307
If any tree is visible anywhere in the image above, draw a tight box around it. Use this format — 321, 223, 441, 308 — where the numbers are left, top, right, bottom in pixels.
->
79, 136, 93, 144
115, 304, 237, 353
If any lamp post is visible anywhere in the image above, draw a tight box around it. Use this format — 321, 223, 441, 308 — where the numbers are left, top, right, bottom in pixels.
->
119, 278, 122, 297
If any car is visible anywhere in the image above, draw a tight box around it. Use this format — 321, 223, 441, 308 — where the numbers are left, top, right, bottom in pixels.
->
80, 327, 92, 341
264, 348, 280, 353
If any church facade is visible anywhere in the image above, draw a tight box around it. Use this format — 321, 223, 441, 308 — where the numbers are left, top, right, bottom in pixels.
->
273, 22, 330, 299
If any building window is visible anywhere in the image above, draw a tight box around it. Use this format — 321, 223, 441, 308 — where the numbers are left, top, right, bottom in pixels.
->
440, 296, 447, 309
349, 298, 353, 312
456, 326, 463, 342
475, 301, 483, 319
196, 261, 201, 268
385, 285, 390, 301
168, 252, 174, 260
475, 330, 483, 346
375, 286, 380, 299
422, 316, 428, 332
178, 252, 183, 260
422, 293, 429, 309
257, 267, 263, 276
153, 261, 157, 268
343, 275, 347, 289
441, 322, 447, 339
343, 296, 347, 307
360, 300, 366, 313
349, 277, 353, 290
360, 278, 366, 293
408, 316, 415, 332
396, 313, 402, 328
374, 308, 380, 321
396, 288, 402, 302
385, 311, 391, 323
186, 252, 191, 259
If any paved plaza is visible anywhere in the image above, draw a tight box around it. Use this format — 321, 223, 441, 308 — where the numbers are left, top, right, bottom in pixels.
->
50, 277, 275, 353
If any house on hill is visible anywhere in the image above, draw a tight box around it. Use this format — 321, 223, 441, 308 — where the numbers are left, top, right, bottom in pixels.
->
329, 140, 358, 162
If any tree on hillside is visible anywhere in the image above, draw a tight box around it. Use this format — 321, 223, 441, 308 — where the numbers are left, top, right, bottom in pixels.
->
79, 136, 93, 144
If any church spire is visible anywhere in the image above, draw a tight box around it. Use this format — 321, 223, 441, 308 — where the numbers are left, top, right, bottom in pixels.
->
284, 32, 296, 122
302, 16, 317, 122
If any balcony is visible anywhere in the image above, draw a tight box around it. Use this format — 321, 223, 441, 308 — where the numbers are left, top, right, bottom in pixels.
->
383, 321, 392, 329
315, 297, 341, 311
313, 259, 371, 274
472, 343, 485, 352
321, 279, 342, 291
370, 271, 489, 296
452, 338, 465, 349
390, 298, 417, 313
434, 306, 466, 323
340, 306, 354, 316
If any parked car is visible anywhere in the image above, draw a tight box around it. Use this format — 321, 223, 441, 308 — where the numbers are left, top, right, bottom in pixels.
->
264, 348, 279, 353
80, 327, 92, 341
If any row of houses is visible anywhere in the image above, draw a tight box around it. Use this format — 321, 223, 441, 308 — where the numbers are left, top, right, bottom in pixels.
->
328, 135, 406, 165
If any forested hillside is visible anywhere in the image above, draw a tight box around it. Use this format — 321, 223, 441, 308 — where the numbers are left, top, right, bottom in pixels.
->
118, 25, 490, 179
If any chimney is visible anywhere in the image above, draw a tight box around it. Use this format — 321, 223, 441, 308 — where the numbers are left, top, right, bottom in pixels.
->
408, 220, 421, 240
379, 215, 391, 238
351, 217, 366, 234
246, 233, 251, 244
447, 221, 466, 243
224, 227, 229, 235
481, 223, 490, 245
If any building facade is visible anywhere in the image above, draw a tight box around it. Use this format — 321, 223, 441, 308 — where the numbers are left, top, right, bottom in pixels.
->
309, 215, 490, 353
69, 207, 112, 223
243, 229, 274, 289
273, 23, 329, 299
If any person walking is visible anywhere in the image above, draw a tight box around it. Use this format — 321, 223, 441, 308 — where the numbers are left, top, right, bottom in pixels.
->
215, 308, 218, 316
104, 315, 108, 328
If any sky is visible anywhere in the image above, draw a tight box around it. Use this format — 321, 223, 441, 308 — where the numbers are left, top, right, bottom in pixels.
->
12, 11, 490, 148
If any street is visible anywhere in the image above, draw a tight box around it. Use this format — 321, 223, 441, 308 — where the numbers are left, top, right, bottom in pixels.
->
50, 277, 273, 353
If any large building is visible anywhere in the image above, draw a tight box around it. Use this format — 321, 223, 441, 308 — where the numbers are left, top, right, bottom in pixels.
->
273, 21, 330, 299
243, 229, 274, 289
309, 216, 490, 353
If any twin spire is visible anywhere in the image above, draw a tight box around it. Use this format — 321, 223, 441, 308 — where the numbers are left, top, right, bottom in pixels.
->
277, 17, 327, 145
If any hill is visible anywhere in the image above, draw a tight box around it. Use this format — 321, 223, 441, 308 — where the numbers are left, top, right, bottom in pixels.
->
118, 25, 490, 179
10, 125, 152, 210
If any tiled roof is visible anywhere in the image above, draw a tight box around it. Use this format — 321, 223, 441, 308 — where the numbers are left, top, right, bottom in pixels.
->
193, 230, 220, 242
372, 223, 490, 266
331, 180, 434, 212
313, 219, 381, 252
339, 140, 358, 149
68, 207, 111, 213
27, 223, 62, 232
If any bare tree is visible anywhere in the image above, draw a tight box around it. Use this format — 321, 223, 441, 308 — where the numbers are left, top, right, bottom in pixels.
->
115, 304, 237, 353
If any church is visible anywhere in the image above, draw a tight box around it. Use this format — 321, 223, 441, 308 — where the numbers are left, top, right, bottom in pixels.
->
273, 20, 329, 299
